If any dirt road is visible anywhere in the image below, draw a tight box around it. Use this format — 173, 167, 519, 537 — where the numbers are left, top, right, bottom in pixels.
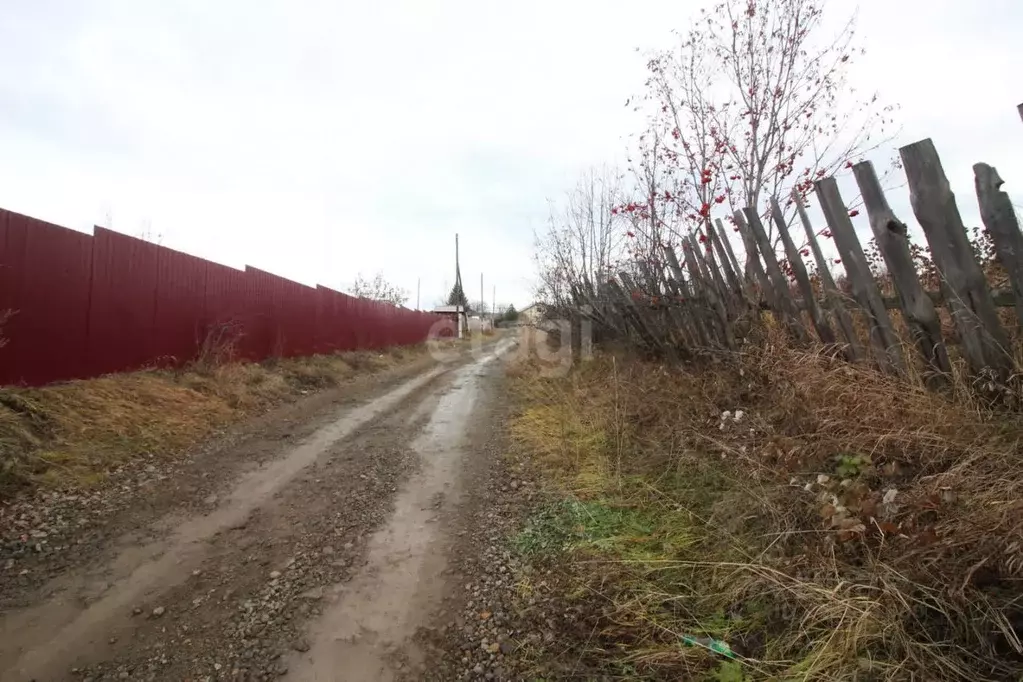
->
0, 336, 517, 682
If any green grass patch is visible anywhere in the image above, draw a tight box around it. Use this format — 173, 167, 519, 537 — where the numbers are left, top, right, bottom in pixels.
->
513, 497, 695, 561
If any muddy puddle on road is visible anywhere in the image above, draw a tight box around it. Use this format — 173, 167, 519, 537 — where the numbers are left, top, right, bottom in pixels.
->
287, 340, 514, 682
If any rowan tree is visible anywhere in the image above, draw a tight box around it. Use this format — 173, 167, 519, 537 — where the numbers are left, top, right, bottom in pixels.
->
622, 0, 898, 254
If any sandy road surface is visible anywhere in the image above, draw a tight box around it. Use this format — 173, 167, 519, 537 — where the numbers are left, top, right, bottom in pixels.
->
0, 336, 516, 682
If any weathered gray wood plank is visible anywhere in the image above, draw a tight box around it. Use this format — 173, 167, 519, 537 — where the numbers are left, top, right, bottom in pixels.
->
696, 227, 734, 312
770, 197, 836, 346
791, 188, 862, 360
742, 207, 808, 341
714, 218, 744, 294
974, 162, 1023, 334
900, 138, 1012, 376
814, 177, 905, 374
663, 248, 711, 349
611, 274, 663, 353
640, 259, 693, 351
682, 237, 727, 348
688, 234, 735, 349
733, 209, 773, 305
853, 161, 950, 385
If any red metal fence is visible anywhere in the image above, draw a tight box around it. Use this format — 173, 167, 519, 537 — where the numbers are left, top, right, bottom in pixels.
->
0, 208, 447, 386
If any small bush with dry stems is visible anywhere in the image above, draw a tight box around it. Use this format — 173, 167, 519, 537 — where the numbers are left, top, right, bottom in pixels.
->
506, 324, 1023, 680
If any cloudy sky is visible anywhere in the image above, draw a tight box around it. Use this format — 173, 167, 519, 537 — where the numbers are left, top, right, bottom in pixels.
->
0, 0, 1020, 310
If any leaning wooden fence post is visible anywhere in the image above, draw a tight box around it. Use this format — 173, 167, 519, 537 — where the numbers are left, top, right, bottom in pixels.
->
663, 248, 711, 350
682, 238, 727, 349
689, 235, 735, 349
742, 207, 808, 342
900, 139, 1012, 376
638, 259, 683, 347
733, 210, 773, 305
609, 276, 660, 352
792, 188, 862, 361
814, 177, 905, 375
713, 218, 755, 309
620, 271, 677, 359
853, 161, 950, 386
698, 227, 735, 314
647, 257, 694, 352
770, 197, 836, 346
714, 218, 744, 293
974, 162, 1023, 336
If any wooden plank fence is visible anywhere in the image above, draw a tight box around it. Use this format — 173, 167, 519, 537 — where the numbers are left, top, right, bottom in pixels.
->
571, 101, 1023, 389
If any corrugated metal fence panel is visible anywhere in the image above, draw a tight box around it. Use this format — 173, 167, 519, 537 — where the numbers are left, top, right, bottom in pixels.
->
0, 207, 446, 386
152, 244, 208, 366
88, 228, 161, 376
203, 262, 250, 363
0, 210, 28, 384
369, 300, 384, 349
261, 269, 316, 358
0, 211, 9, 354
0, 209, 23, 384
289, 281, 318, 357
314, 285, 336, 354
349, 295, 365, 350
243, 267, 277, 359
0, 211, 93, 384
333, 292, 353, 352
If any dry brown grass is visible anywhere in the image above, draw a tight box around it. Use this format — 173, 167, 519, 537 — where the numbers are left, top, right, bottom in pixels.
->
506, 327, 1023, 681
0, 344, 438, 496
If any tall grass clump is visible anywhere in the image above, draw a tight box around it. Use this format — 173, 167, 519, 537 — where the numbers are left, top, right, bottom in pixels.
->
507, 325, 1023, 681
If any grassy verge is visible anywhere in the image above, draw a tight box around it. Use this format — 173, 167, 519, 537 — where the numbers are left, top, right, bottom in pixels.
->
504, 334, 1023, 681
0, 343, 448, 497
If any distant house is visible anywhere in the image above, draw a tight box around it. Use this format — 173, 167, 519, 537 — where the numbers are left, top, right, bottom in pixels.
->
517, 303, 544, 326
430, 304, 472, 337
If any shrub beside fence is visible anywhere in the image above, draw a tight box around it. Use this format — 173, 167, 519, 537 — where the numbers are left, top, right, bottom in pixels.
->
576, 102, 1023, 391
0, 208, 444, 386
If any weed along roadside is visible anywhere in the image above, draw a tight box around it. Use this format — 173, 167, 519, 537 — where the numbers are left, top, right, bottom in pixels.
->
472, 338, 1023, 681
0, 342, 457, 497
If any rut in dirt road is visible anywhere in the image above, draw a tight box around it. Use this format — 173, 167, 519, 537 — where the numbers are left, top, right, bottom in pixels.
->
0, 337, 515, 682
287, 339, 513, 681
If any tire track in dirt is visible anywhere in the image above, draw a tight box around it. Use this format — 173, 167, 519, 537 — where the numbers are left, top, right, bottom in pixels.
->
0, 355, 443, 614
0, 359, 460, 681
286, 339, 516, 682
73, 360, 458, 682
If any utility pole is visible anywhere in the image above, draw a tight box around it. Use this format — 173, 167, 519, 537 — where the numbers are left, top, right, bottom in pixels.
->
480, 272, 484, 332
492, 284, 496, 329
454, 234, 464, 338
416, 277, 420, 311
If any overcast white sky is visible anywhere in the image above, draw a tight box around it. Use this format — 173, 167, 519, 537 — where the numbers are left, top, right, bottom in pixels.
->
0, 0, 1020, 309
